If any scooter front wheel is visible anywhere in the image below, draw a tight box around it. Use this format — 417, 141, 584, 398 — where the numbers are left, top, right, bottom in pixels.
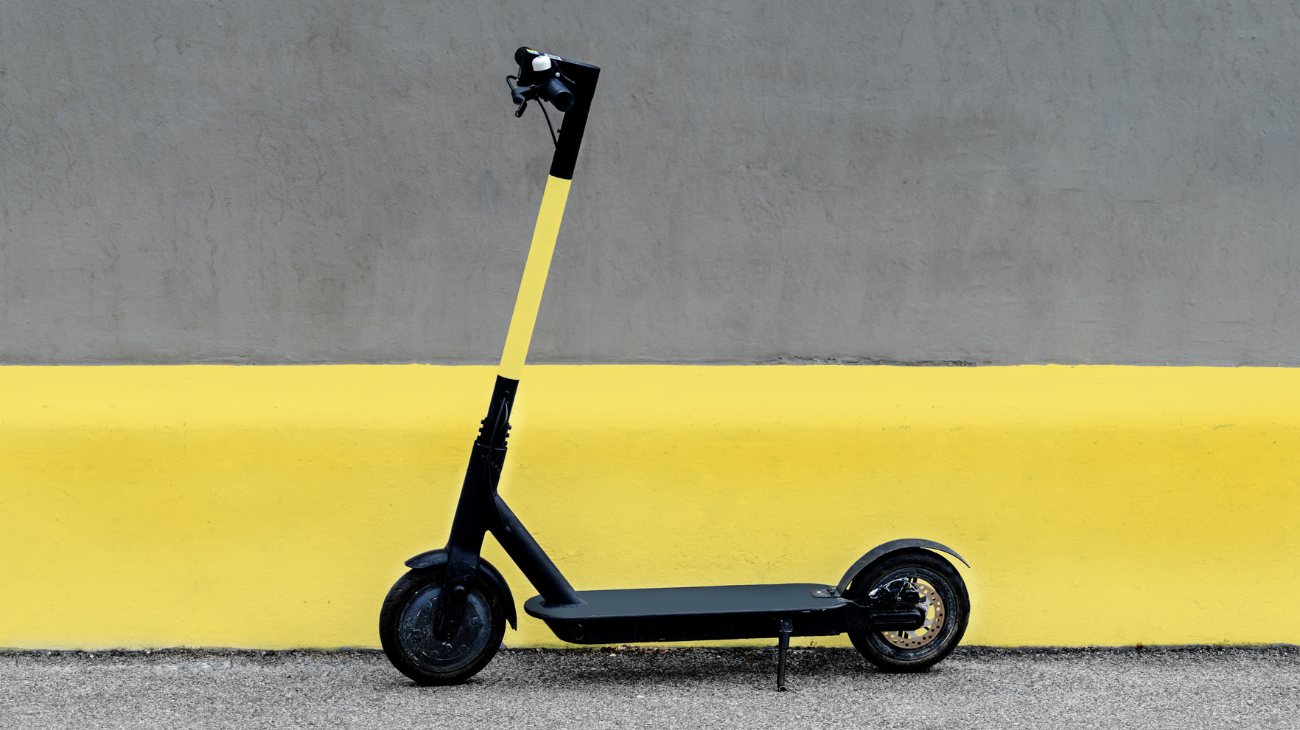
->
379, 565, 507, 685
845, 549, 970, 672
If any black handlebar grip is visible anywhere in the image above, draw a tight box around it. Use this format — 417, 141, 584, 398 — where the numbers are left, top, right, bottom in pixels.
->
538, 77, 574, 112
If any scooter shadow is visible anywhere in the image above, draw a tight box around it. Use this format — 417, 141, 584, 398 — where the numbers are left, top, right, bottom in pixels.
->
384, 648, 936, 692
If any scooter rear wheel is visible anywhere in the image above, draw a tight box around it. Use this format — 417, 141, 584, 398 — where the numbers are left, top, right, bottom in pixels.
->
845, 549, 969, 672
379, 565, 507, 685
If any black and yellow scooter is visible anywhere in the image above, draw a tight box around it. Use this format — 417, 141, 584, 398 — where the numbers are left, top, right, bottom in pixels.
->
379, 47, 971, 690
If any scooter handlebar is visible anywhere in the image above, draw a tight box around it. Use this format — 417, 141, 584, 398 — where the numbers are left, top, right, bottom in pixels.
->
509, 47, 591, 115
538, 77, 574, 112
515, 46, 540, 68
508, 47, 601, 180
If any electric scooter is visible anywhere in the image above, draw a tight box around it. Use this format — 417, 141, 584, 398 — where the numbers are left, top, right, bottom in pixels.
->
379, 47, 972, 690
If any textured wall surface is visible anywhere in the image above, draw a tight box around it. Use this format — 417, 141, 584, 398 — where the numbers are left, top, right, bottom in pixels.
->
2, 0, 1299, 365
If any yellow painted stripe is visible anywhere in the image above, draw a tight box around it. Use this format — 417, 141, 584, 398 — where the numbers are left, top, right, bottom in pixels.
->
1, 364, 1298, 649
498, 176, 571, 380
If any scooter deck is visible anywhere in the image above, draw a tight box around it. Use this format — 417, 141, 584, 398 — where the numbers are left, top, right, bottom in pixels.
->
524, 583, 861, 644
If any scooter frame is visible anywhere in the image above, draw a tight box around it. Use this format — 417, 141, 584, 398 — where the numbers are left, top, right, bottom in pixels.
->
384, 47, 970, 690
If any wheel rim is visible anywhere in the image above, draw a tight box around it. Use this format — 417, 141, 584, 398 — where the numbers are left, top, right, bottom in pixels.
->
397, 584, 493, 673
880, 578, 946, 650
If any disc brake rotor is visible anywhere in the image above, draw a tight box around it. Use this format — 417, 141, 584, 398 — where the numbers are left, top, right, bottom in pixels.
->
881, 579, 945, 649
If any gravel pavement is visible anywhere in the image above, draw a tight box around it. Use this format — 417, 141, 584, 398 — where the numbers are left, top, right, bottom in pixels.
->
1, 646, 1296, 729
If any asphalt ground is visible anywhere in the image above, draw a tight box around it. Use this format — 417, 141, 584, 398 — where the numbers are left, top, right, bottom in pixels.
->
0, 646, 1296, 729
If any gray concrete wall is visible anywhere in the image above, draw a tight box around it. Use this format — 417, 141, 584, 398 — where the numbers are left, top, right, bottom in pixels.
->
2, 0, 1297, 366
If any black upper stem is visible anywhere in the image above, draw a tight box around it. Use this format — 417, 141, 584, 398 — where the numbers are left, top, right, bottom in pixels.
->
548, 58, 600, 180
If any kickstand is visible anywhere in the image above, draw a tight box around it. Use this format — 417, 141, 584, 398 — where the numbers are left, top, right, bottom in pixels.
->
776, 619, 793, 691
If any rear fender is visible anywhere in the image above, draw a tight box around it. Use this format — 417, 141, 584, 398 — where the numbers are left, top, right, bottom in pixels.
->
834, 538, 969, 597
404, 549, 517, 630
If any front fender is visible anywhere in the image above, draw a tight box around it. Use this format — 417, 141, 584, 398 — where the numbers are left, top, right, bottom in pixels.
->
403, 549, 517, 630
834, 538, 970, 596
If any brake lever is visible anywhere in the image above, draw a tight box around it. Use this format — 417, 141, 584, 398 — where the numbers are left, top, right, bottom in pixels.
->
507, 76, 530, 117
506, 73, 559, 145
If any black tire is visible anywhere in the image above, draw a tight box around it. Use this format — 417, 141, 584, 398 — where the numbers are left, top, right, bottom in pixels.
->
379, 563, 507, 686
846, 549, 969, 672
